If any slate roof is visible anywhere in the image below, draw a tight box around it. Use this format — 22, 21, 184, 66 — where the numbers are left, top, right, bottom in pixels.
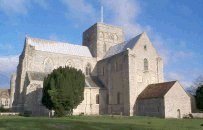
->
0, 89, 10, 98
85, 76, 105, 88
27, 37, 92, 57
103, 33, 143, 59
27, 71, 48, 81
137, 81, 177, 100
27, 71, 104, 88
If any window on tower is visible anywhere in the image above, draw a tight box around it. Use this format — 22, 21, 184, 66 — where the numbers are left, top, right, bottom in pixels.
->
85, 63, 91, 76
144, 58, 148, 71
103, 43, 107, 52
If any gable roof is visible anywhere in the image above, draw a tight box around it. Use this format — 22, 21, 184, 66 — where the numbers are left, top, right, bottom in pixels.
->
27, 37, 92, 57
137, 81, 177, 100
103, 33, 143, 59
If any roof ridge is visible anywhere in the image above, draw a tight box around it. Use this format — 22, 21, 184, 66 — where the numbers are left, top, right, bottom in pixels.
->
149, 81, 177, 86
103, 33, 143, 59
138, 81, 177, 100
26, 36, 93, 57
27, 36, 87, 48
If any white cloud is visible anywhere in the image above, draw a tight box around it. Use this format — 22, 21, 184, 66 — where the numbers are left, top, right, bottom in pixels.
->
60, 0, 97, 23
0, 55, 19, 87
101, 0, 147, 38
0, 55, 19, 74
0, 0, 48, 15
166, 72, 192, 89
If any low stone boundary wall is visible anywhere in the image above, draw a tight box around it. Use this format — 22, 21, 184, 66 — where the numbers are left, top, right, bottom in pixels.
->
192, 113, 203, 118
0, 112, 19, 116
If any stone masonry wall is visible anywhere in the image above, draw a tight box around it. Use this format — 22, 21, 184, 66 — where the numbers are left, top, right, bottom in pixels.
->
136, 98, 165, 117
97, 50, 130, 115
164, 82, 191, 118
128, 33, 164, 116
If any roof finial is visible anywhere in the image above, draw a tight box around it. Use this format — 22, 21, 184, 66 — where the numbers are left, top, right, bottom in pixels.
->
101, 6, 104, 23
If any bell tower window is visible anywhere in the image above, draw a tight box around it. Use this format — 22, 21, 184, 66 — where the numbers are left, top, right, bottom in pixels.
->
103, 43, 107, 52
144, 58, 149, 71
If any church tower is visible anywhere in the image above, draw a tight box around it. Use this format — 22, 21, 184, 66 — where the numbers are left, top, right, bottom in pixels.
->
82, 22, 124, 59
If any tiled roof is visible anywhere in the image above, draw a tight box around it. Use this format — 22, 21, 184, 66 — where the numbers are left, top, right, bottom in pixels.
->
103, 33, 143, 59
27, 37, 92, 57
137, 81, 177, 100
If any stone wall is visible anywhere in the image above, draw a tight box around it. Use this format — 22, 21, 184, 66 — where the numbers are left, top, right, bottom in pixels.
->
128, 32, 164, 116
97, 50, 130, 115
164, 82, 191, 118
136, 98, 165, 117
73, 87, 104, 115
23, 80, 49, 116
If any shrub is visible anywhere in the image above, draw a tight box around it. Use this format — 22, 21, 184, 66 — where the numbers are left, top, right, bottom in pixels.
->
42, 66, 85, 117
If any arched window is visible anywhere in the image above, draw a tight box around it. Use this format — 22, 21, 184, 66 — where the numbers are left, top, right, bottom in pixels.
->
103, 43, 107, 52
44, 58, 54, 73
144, 58, 148, 71
0, 100, 2, 106
99, 32, 104, 39
5, 99, 8, 106
85, 63, 91, 76
66, 60, 73, 67
115, 61, 118, 72
96, 94, 99, 104
144, 45, 147, 50
102, 67, 105, 76
114, 34, 118, 41
106, 94, 109, 104
117, 92, 120, 104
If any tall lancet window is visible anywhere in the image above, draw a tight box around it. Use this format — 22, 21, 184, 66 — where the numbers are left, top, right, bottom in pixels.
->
103, 43, 107, 52
44, 58, 54, 73
85, 63, 91, 76
117, 92, 120, 104
96, 94, 99, 104
144, 58, 148, 71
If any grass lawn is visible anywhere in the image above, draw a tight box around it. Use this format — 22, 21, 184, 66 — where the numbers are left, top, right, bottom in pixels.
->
0, 115, 202, 130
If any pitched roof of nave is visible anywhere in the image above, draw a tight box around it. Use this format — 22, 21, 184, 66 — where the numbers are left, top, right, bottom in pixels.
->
27, 71, 104, 88
103, 32, 143, 59
0, 89, 10, 98
27, 71, 48, 81
85, 76, 105, 88
26, 37, 93, 57
137, 81, 177, 100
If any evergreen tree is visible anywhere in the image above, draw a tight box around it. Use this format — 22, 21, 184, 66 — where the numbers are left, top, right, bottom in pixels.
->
196, 85, 203, 110
42, 66, 85, 117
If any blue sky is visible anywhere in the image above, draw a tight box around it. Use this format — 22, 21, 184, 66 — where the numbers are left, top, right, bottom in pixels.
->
0, 0, 202, 89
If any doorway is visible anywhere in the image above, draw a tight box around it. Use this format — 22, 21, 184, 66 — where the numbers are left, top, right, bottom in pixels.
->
177, 109, 181, 118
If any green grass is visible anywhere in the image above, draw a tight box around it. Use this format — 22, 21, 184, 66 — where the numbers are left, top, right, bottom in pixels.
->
0, 115, 202, 130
